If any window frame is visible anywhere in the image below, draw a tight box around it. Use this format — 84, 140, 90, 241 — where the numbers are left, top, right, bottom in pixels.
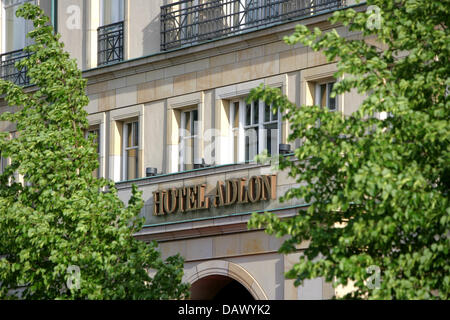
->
122, 119, 139, 181
180, 0, 199, 43
315, 80, 338, 112
230, 98, 281, 163
245, 0, 280, 26
229, 100, 242, 164
2, 0, 35, 53
179, 108, 200, 171
99, 0, 124, 27
0, 152, 7, 174
86, 125, 101, 178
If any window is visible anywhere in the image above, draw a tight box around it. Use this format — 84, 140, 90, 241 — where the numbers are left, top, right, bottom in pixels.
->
230, 98, 280, 163
282, 0, 310, 19
2, 0, 34, 52
122, 120, 139, 181
246, 0, 280, 26
180, 109, 199, 171
315, 81, 337, 111
230, 101, 240, 164
1, 0, 34, 85
98, 0, 124, 66
0, 152, 7, 174
262, 101, 279, 158
197, 0, 227, 41
180, 0, 198, 43
161, 0, 343, 51
86, 127, 101, 178
100, 0, 124, 26
179, 0, 237, 45
244, 100, 260, 162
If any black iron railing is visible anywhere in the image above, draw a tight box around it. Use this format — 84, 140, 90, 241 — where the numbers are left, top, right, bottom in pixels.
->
161, 0, 345, 51
98, 21, 124, 67
0, 49, 31, 86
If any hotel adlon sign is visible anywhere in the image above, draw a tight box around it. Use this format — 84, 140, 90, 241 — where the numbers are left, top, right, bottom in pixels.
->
153, 175, 277, 216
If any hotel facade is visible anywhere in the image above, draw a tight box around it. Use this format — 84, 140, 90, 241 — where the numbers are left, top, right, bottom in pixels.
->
0, 0, 369, 299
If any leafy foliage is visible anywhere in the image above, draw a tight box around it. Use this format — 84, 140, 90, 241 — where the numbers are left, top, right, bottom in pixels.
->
0, 3, 189, 299
248, 0, 449, 299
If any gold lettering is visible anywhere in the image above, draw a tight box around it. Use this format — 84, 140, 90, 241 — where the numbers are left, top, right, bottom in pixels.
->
153, 191, 165, 216
261, 175, 274, 200
237, 178, 249, 204
186, 186, 198, 211
164, 188, 178, 214
225, 179, 238, 205
270, 174, 277, 200
248, 176, 262, 203
177, 187, 187, 213
198, 184, 210, 209
154, 175, 277, 216
214, 181, 225, 207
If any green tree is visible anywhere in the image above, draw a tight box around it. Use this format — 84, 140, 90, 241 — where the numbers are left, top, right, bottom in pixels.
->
248, 0, 449, 299
0, 3, 189, 299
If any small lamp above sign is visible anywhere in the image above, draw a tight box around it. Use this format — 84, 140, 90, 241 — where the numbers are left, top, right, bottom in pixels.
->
279, 144, 291, 155
194, 158, 210, 169
146, 167, 158, 177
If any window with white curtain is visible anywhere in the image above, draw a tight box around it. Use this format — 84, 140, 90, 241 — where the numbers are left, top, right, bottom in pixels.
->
100, 0, 124, 26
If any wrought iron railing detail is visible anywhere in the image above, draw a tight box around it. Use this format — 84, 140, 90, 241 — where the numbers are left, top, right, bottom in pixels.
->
161, 0, 345, 51
98, 21, 124, 67
0, 49, 31, 86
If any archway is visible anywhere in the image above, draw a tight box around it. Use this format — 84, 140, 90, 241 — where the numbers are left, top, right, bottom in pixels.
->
184, 260, 268, 300
190, 275, 255, 300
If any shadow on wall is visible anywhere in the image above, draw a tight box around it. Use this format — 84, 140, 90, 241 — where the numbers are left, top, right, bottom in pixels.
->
142, 14, 160, 56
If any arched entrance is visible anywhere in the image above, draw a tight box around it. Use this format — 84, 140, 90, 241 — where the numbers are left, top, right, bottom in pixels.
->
184, 260, 268, 300
190, 275, 254, 300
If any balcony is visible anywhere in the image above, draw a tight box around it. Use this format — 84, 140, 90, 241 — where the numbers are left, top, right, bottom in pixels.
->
161, 0, 345, 51
0, 49, 31, 86
97, 21, 124, 67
